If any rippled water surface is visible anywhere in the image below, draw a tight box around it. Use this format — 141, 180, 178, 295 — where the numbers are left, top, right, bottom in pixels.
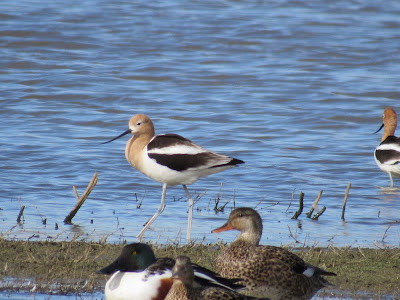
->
2, 0, 400, 258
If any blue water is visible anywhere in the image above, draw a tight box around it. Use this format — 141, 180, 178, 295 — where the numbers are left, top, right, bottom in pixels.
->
0, 291, 103, 300
1, 0, 400, 256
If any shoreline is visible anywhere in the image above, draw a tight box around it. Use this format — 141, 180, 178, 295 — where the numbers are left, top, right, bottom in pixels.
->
0, 239, 399, 298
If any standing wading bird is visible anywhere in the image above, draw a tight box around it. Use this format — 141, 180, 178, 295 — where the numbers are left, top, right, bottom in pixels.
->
374, 107, 400, 188
103, 114, 244, 243
212, 208, 336, 300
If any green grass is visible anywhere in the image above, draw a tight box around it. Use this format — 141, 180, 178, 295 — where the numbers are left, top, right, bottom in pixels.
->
0, 239, 399, 298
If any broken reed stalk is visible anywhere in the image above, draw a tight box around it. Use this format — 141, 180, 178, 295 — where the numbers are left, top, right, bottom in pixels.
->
287, 225, 300, 243
16, 205, 25, 223
136, 192, 146, 209
312, 206, 326, 220
382, 220, 400, 243
64, 172, 98, 224
306, 190, 323, 218
341, 182, 351, 220
286, 188, 296, 213
291, 192, 304, 219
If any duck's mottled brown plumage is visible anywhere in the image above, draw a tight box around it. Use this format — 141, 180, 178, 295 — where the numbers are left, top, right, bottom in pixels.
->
164, 278, 194, 300
212, 207, 336, 300
201, 286, 263, 300
165, 256, 268, 300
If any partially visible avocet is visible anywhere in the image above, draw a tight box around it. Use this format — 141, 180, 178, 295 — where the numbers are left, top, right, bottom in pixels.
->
374, 107, 400, 188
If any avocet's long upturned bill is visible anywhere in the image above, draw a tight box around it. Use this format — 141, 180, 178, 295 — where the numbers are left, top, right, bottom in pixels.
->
374, 107, 400, 188
103, 114, 244, 243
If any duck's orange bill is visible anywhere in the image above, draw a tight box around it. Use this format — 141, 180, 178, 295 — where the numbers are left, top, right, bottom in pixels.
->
211, 223, 235, 233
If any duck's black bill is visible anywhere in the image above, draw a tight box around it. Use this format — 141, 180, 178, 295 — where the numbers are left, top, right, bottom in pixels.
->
374, 123, 384, 134
102, 129, 131, 144
96, 258, 122, 275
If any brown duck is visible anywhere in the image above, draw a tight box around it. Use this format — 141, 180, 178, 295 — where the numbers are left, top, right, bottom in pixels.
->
212, 207, 336, 300
165, 256, 269, 300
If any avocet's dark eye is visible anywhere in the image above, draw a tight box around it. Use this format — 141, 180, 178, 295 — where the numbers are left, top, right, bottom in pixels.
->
136, 122, 141, 126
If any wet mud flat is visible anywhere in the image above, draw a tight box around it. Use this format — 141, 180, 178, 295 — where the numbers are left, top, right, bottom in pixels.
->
0, 240, 399, 299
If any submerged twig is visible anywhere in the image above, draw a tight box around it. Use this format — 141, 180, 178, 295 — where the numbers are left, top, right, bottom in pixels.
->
16, 205, 25, 223
214, 184, 230, 212
34, 205, 46, 225
312, 206, 326, 220
286, 188, 296, 212
287, 225, 300, 243
254, 198, 263, 209
291, 192, 304, 219
381, 220, 400, 243
194, 190, 207, 206
64, 172, 98, 224
306, 190, 323, 218
136, 192, 146, 209
341, 182, 351, 220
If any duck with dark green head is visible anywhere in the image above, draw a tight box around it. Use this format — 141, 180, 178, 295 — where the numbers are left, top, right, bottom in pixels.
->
97, 243, 244, 300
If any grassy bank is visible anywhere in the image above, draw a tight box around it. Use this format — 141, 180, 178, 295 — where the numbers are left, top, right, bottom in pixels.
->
0, 239, 399, 298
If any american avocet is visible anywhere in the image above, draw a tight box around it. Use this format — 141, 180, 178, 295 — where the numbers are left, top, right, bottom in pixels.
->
97, 243, 243, 300
212, 208, 336, 300
103, 114, 244, 243
374, 107, 400, 188
165, 256, 262, 300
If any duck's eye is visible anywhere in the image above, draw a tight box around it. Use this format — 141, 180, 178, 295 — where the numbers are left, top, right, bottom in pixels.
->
238, 213, 243, 218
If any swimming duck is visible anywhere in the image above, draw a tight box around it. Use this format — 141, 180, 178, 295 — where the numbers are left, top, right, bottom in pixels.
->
212, 207, 336, 300
97, 243, 243, 300
165, 256, 268, 300
374, 107, 400, 187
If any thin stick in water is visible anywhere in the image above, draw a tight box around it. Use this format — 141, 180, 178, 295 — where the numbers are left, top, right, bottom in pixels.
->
286, 188, 296, 213
306, 190, 323, 218
64, 172, 98, 224
16, 205, 25, 223
341, 182, 351, 220
312, 206, 326, 220
291, 192, 304, 219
